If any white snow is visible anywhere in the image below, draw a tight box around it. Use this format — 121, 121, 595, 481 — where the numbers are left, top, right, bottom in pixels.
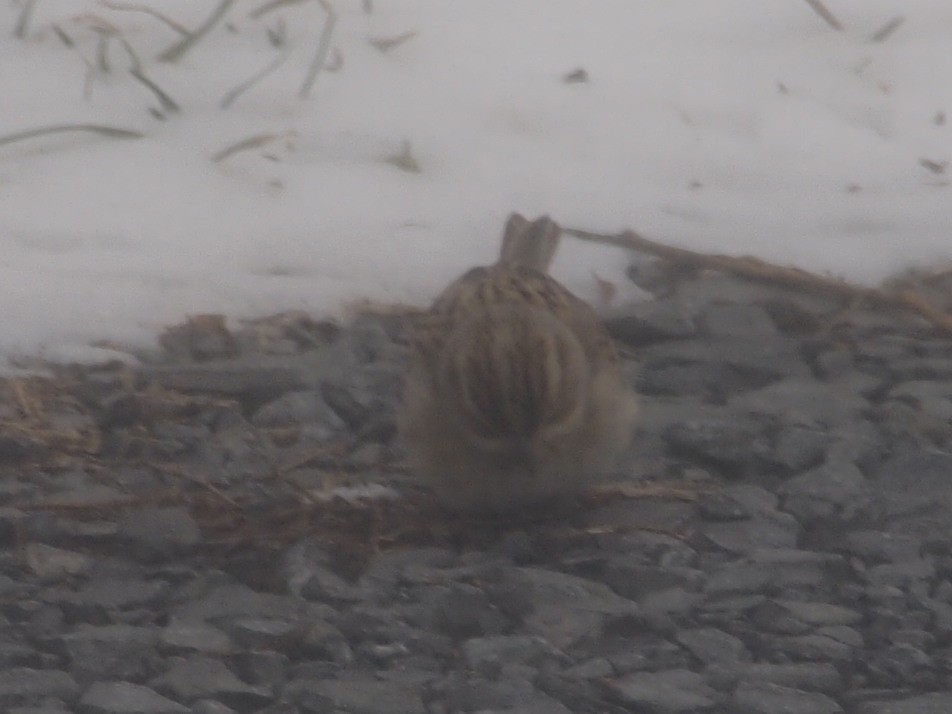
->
0, 0, 950, 366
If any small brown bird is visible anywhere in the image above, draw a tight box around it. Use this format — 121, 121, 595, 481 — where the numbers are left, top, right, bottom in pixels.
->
398, 214, 638, 511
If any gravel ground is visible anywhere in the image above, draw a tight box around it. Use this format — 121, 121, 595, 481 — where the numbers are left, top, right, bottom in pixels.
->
2, 265, 952, 714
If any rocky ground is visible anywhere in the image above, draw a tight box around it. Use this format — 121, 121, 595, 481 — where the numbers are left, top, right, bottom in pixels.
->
2, 259, 952, 714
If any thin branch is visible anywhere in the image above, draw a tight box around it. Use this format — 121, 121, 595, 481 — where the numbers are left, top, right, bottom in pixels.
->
116, 35, 143, 73
870, 16, 904, 43
368, 30, 416, 54
130, 68, 180, 113
251, 0, 309, 19
299, 0, 337, 99
211, 133, 281, 163
0, 124, 143, 150
220, 48, 291, 109
564, 226, 952, 335
99, 0, 189, 36
802, 0, 843, 31
14, 0, 39, 39
52, 24, 74, 47
158, 0, 236, 63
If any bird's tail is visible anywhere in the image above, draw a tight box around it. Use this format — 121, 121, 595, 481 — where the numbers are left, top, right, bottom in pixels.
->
497, 213, 562, 272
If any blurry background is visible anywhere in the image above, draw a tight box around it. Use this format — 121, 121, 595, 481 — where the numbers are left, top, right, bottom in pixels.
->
0, 0, 949, 365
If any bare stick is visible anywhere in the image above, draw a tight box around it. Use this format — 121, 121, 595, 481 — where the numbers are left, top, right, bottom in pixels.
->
802, 0, 843, 31
251, 0, 308, 19
221, 48, 291, 109
130, 68, 180, 113
14, 0, 38, 39
158, 0, 236, 63
870, 16, 904, 43
211, 133, 281, 163
300, 0, 337, 99
52, 24, 74, 47
564, 226, 952, 334
99, 0, 189, 36
0, 124, 143, 150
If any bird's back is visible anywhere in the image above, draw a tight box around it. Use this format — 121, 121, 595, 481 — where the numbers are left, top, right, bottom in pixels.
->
398, 215, 636, 510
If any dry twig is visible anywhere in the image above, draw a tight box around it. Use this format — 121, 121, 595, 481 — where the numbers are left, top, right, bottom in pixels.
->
99, 0, 190, 36
300, 0, 337, 98
565, 226, 952, 335
802, 0, 843, 31
159, 0, 236, 63
870, 16, 904, 43
0, 124, 143, 150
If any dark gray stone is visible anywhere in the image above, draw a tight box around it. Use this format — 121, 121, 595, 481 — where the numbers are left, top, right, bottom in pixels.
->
357, 547, 457, 593
414, 582, 509, 638
856, 693, 952, 714
891, 357, 952, 381
675, 627, 751, 664
150, 655, 272, 709
865, 559, 935, 587
159, 620, 234, 656
190, 701, 237, 714
9, 705, 73, 714
889, 380, 952, 421
773, 424, 832, 473
870, 450, 952, 536
778, 461, 870, 521
702, 563, 772, 597
0, 669, 79, 708
585, 499, 698, 541
462, 634, 564, 675
729, 377, 869, 426
59, 577, 169, 612
698, 509, 801, 554
762, 600, 862, 628
640, 587, 703, 618
664, 414, 774, 472
283, 676, 426, 714
642, 336, 811, 380
57, 624, 159, 682
297, 618, 353, 664
701, 303, 779, 338
706, 662, 842, 693
0, 640, 44, 669
562, 657, 614, 680
769, 633, 855, 662
78, 681, 188, 714
116, 507, 201, 557
0, 507, 24, 547
697, 492, 752, 521
232, 650, 289, 689
604, 668, 718, 711
283, 540, 361, 604
251, 389, 345, 428
172, 583, 315, 624
495, 567, 641, 649
639, 360, 753, 399
23, 544, 92, 581
732, 680, 842, 714
606, 297, 699, 344
827, 419, 884, 467
599, 560, 703, 601
697, 487, 801, 554
846, 530, 922, 563
226, 617, 299, 650
866, 642, 934, 686
435, 673, 558, 712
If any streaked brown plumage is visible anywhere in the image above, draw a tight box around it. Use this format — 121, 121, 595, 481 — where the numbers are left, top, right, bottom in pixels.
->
398, 214, 637, 511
